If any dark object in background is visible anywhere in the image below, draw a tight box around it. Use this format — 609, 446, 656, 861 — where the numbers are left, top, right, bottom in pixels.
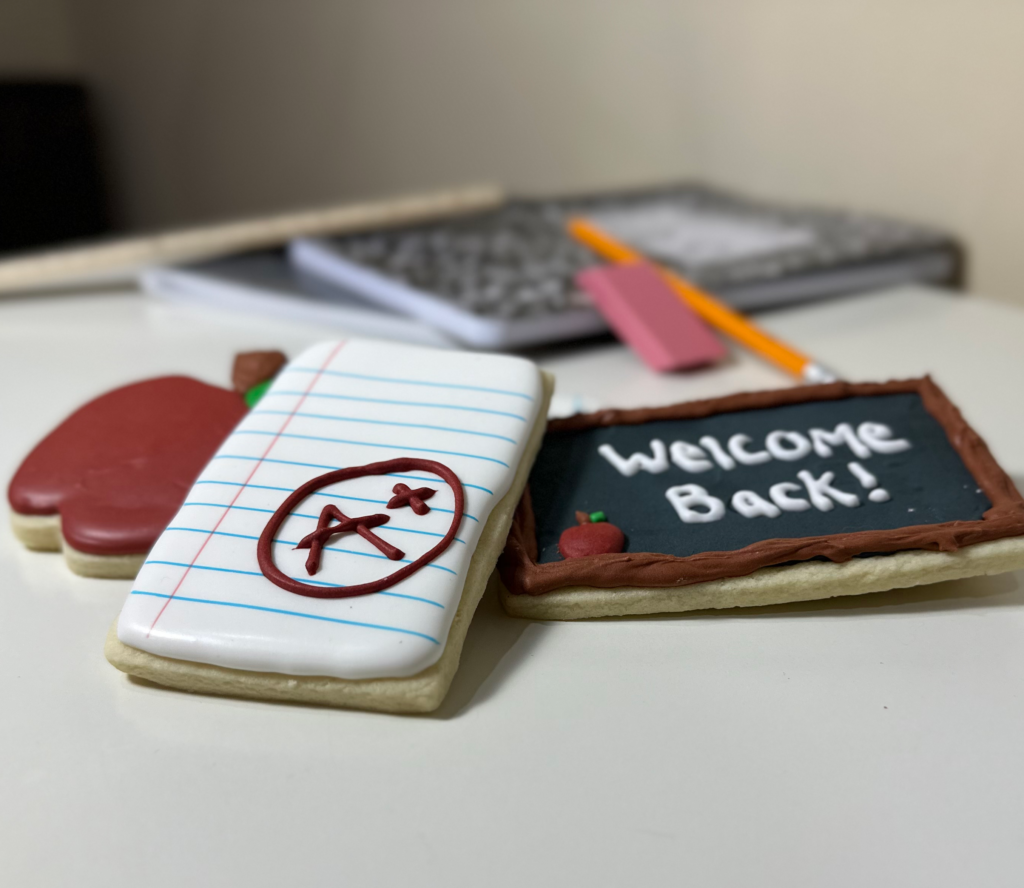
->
0, 82, 111, 254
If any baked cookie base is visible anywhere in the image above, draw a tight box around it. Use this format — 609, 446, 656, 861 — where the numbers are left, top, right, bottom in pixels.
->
499, 535, 1024, 620
9, 511, 146, 579
9, 511, 60, 551
104, 371, 554, 714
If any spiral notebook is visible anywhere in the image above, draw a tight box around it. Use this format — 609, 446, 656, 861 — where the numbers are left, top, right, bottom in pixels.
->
290, 183, 960, 349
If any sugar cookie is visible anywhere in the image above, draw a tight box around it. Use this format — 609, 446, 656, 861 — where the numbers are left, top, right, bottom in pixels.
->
8, 353, 285, 578
500, 378, 1024, 618
105, 339, 552, 713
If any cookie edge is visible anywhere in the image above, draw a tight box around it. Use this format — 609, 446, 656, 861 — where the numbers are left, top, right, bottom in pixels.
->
10, 511, 146, 578
501, 377, 1024, 597
10, 511, 60, 551
104, 369, 554, 713
498, 534, 1024, 620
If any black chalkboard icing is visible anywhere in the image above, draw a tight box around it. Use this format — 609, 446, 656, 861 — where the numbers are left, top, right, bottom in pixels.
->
530, 392, 989, 565
502, 379, 1024, 598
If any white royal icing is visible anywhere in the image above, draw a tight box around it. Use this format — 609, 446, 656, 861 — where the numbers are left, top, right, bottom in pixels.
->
602, 421, 910, 480
669, 440, 714, 473
698, 435, 737, 471
810, 424, 872, 460
848, 460, 891, 503
731, 489, 781, 519
765, 430, 812, 462
115, 339, 543, 680
796, 469, 860, 511
847, 460, 878, 489
727, 434, 771, 466
665, 484, 726, 523
857, 422, 912, 454
769, 481, 812, 512
598, 439, 670, 476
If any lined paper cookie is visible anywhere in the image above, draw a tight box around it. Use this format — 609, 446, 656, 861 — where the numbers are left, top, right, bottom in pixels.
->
105, 339, 552, 713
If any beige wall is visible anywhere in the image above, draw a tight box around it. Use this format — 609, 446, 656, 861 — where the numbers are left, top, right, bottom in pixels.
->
69, 1, 698, 229
0, 0, 78, 74
9, 1, 1024, 303
680, 1, 1024, 306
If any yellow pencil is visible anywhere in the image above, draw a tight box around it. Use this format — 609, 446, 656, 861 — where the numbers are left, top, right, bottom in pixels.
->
568, 217, 838, 384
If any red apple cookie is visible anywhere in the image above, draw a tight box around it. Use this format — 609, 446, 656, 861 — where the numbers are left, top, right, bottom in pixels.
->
7, 352, 284, 578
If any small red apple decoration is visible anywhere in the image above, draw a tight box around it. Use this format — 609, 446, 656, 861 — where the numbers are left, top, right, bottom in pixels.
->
558, 510, 625, 559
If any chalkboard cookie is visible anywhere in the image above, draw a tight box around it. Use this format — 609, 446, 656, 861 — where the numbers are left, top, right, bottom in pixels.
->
499, 378, 1024, 619
104, 340, 552, 713
8, 352, 285, 578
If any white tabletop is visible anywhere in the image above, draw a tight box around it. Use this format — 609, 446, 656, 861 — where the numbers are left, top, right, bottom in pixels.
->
3, 286, 1023, 887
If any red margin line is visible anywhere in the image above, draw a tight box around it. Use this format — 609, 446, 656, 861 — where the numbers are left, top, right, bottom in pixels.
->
146, 341, 347, 636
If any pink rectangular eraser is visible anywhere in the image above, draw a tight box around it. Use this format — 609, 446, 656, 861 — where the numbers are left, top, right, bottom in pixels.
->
576, 262, 727, 372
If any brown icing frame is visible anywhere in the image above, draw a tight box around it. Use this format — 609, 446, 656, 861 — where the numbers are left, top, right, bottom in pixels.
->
500, 378, 1024, 597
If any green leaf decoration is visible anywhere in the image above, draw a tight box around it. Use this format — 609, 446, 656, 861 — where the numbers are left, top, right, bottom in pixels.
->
244, 378, 273, 408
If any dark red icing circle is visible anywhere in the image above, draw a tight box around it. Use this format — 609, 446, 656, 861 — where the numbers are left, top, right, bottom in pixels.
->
8, 376, 247, 555
257, 458, 464, 599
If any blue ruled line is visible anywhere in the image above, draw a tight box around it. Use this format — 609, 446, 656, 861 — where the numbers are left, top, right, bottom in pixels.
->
183, 502, 275, 515
171, 514, 466, 544
195, 480, 293, 494
206, 459, 494, 496
386, 474, 492, 498
250, 409, 517, 444
280, 541, 459, 576
160, 530, 459, 575
148, 560, 262, 577
288, 515, 464, 544
267, 389, 526, 421
165, 527, 257, 542
212, 454, 338, 471
144, 555, 449, 605
283, 532, 463, 562
186, 488, 480, 522
129, 590, 440, 644
282, 577, 443, 608
286, 367, 534, 400
233, 430, 510, 467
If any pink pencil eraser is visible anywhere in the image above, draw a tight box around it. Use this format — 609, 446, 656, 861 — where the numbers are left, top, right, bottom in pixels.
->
576, 262, 727, 372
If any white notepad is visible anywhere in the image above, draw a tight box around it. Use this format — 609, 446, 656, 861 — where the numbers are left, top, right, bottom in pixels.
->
115, 339, 543, 679
289, 237, 609, 349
